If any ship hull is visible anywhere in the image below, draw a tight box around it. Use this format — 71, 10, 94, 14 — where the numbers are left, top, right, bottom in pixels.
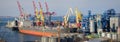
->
12, 27, 19, 31
19, 27, 58, 37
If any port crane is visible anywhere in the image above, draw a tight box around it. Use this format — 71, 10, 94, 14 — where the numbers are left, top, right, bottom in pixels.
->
63, 8, 73, 28
44, 0, 55, 25
32, 1, 37, 15
17, 1, 23, 17
33, 1, 40, 19
32, 0, 55, 26
63, 8, 82, 28
44, 0, 55, 15
75, 8, 82, 28
32, 0, 45, 26
38, 0, 44, 25
17, 1, 29, 20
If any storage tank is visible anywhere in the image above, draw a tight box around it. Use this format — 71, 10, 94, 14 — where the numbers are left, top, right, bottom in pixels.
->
101, 32, 106, 37
107, 33, 112, 39
49, 37, 58, 42
110, 16, 119, 32
117, 17, 120, 34
96, 14, 102, 29
118, 27, 120, 34
97, 29, 102, 37
41, 37, 49, 42
112, 33, 118, 40
96, 14, 102, 34
89, 20, 95, 33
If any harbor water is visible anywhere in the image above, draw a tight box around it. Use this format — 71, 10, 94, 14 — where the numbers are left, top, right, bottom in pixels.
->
0, 26, 41, 42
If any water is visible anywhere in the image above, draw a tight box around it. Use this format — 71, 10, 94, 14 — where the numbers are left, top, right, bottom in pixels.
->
0, 27, 42, 42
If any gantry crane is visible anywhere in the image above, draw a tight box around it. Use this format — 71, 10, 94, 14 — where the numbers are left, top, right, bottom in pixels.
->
63, 8, 73, 28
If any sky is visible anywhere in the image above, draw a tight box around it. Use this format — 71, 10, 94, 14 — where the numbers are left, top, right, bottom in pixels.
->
0, 0, 120, 17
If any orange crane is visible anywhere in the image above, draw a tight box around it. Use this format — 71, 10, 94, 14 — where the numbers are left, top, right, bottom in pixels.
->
17, 1, 23, 17
33, 1, 36, 15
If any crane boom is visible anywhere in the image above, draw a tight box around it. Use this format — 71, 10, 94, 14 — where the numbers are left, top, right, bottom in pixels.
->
32, 1, 37, 15
75, 8, 82, 28
75, 8, 82, 23
63, 8, 73, 27
38, 1, 44, 15
38, 2, 42, 9
17, 1, 23, 16
44, 0, 49, 12
38, 0, 44, 23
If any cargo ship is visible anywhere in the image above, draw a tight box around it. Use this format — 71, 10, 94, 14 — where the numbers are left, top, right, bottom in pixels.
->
18, 19, 68, 37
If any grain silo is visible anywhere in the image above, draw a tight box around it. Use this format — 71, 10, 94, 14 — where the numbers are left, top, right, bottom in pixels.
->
89, 19, 95, 33
110, 15, 120, 32
49, 37, 58, 42
96, 14, 103, 35
41, 37, 49, 42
